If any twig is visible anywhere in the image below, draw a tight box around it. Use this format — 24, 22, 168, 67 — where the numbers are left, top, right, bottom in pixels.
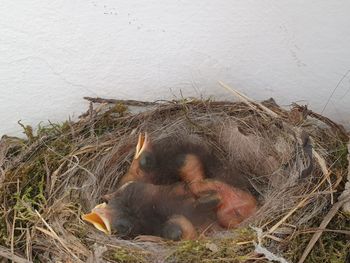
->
341, 141, 350, 212
267, 169, 331, 235
292, 104, 348, 140
89, 102, 95, 137
83, 97, 158, 106
35, 210, 82, 262
48, 160, 67, 196
25, 228, 32, 262
0, 137, 8, 173
0, 245, 32, 263
312, 147, 334, 204
219, 81, 279, 118
297, 228, 350, 236
5, 135, 54, 171
298, 195, 350, 263
11, 180, 19, 255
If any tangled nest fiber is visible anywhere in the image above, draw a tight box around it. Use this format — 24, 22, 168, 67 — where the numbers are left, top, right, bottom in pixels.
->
0, 88, 349, 263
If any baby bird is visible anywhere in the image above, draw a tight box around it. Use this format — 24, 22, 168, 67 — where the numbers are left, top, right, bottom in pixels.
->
83, 132, 257, 240
178, 154, 257, 228
82, 181, 218, 240
119, 132, 247, 188
119, 132, 257, 229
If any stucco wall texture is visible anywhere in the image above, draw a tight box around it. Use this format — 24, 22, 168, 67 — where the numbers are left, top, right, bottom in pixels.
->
1, 1, 350, 136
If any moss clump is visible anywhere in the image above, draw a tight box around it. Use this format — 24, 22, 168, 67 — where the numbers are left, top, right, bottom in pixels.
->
17, 121, 35, 142
166, 240, 212, 263
308, 211, 350, 263
93, 103, 130, 136
103, 247, 148, 263
0, 121, 74, 248
286, 211, 350, 263
332, 142, 349, 169
165, 229, 256, 263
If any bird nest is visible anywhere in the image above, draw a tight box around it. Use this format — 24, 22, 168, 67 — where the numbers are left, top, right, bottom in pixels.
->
0, 89, 349, 263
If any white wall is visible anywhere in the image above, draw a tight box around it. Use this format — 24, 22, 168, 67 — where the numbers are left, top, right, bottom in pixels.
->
1, 0, 350, 136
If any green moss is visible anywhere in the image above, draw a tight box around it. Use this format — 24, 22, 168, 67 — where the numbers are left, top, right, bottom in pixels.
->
104, 247, 148, 263
332, 143, 348, 169
165, 229, 255, 263
113, 103, 129, 116
18, 121, 35, 142
0, 121, 76, 248
286, 211, 350, 263
37, 121, 70, 138
166, 240, 211, 263
93, 103, 130, 136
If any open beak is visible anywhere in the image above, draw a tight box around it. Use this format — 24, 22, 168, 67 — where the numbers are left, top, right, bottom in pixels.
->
82, 203, 112, 235
134, 132, 151, 159
118, 132, 152, 186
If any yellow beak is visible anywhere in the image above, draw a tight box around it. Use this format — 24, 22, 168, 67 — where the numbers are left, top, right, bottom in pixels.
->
82, 203, 112, 235
134, 132, 150, 159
